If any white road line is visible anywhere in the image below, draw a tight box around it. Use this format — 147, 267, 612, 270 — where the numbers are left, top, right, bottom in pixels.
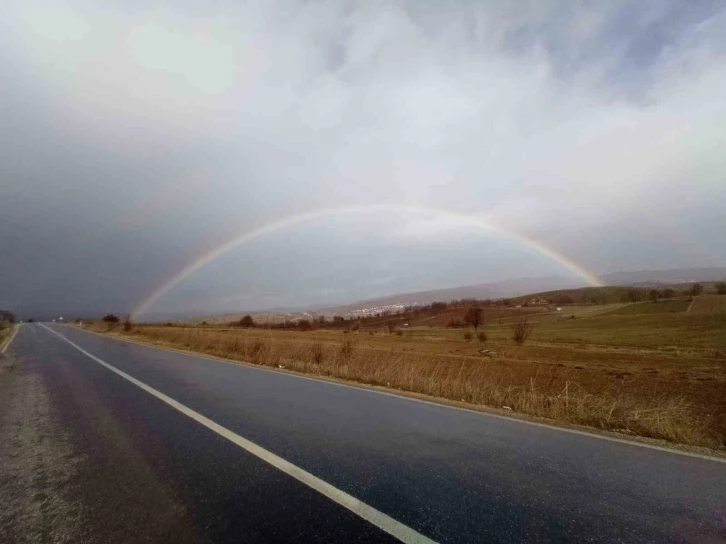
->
67, 325, 726, 464
1, 323, 20, 355
39, 324, 435, 544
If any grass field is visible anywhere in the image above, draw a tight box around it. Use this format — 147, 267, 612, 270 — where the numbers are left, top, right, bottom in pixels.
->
690, 295, 726, 314
0, 323, 12, 347
606, 299, 691, 315
87, 306, 726, 450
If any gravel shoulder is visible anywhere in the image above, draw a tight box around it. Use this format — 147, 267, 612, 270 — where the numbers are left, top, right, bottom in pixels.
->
0, 355, 83, 543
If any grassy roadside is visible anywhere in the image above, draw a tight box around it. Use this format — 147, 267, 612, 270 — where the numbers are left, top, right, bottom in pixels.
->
84, 314, 726, 450
0, 323, 15, 353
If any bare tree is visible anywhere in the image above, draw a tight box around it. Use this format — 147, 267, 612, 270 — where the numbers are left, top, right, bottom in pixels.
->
463, 307, 483, 331
511, 318, 534, 345
660, 288, 675, 299
122, 315, 133, 332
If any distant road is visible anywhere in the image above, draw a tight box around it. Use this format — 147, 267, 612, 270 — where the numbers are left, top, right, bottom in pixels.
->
1, 323, 724, 543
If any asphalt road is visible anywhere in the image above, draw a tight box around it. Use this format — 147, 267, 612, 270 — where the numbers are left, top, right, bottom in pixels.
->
1, 323, 724, 543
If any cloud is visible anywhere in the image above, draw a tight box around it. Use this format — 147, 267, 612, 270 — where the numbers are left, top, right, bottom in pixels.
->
1, 0, 725, 316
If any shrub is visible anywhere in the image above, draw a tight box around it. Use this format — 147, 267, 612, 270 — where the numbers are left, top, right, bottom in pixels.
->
310, 341, 324, 364
511, 318, 534, 345
660, 289, 675, 299
716, 281, 726, 295
122, 316, 133, 332
247, 340, 266, 361
463, 307, 483, 330
238, 315, 255, 328
298, 319, 312, 332
349, 321, 361, 332
395, 330, 403, 337
690, 283, 704, 296
477, 331, 487, 343
463, 331, 473, 342
623, 289, 641, 303
386, 322, 396, 334
338, 338, 356, 359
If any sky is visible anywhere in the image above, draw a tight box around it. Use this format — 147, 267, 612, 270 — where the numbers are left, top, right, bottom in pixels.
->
1, 0, 725, 318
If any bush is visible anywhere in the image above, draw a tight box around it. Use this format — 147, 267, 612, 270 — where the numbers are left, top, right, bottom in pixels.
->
386, 322, 396, 334
623, 289, 641, 303
247, 340, 266, 362
511, 318, 534, 345
660, 288, 675, 299
102, 314, 120, 323
298, 319, 312, 332
477, 331, 487, 343
690, 283, 704, 296
238, 315, 255, 328
122, 316, 133, 332
463, 331, 473, 342
338, 338, 356, 359
716, 282, 726, 295
463, 307, 483, 330
310, 341, 324, 364
395, 330, 403, 337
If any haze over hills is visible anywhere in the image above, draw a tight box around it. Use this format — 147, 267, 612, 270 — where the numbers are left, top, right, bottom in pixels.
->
188, 267, 726, 324
318, 267, 726, 316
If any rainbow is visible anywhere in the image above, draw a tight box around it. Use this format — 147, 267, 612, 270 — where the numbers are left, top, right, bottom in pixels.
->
131, 205, 603, 318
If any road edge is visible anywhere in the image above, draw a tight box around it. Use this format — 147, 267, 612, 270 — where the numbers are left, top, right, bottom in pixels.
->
68, 324, 726, 463
0, 324, 20, 355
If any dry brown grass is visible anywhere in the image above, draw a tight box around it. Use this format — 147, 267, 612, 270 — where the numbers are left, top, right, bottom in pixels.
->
690, 295, 726, 314
85, 314, 726, 450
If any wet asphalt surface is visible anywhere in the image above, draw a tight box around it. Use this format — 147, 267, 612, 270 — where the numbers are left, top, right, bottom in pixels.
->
1, 323, 725, 543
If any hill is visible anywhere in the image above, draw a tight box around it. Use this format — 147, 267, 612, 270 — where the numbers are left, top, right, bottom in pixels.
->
320, 267, 726, 316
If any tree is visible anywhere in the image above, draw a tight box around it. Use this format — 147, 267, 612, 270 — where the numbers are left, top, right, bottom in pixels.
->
624, 289, 641, 303
298, 319, 312, 331
648, 289, 659, 302
690, 283, 704, 296
463, 307, 483, 331
101, 314, 120, 323
122, 315, 133, 332
386, 322, 396, 334
511, 318, 534, 345
660, 288, 675, 299
0, 309, 16, 323
238, 315, 255, 327
715, 282, 726, 295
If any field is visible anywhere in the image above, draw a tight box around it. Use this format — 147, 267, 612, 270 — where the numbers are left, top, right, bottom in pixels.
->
87, 303, 726, 450
690, 295, 726, 314
0, 323, 11, 347
606, 299, 691, 315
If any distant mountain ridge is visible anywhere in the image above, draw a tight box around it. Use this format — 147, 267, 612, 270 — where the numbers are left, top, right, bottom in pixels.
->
320, 267, 726, 315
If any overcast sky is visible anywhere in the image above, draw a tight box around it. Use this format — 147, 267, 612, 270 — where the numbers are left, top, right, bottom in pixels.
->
1, 0, 725, 318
